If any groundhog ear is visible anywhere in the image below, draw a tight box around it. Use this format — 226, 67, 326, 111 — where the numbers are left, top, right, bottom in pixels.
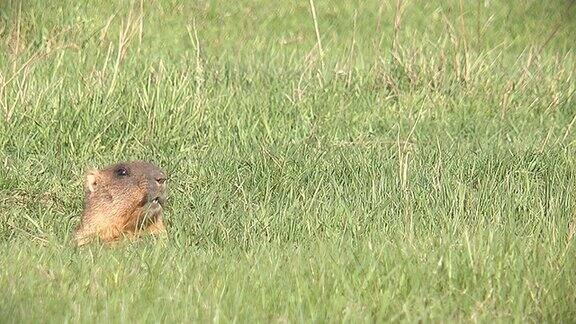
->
85, 169, 100, 193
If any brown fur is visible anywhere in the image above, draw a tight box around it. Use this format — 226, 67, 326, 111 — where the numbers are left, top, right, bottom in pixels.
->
73, 160, 168, 246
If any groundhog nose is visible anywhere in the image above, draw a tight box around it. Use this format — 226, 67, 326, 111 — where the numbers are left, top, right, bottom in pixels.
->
155, 175, 166, 185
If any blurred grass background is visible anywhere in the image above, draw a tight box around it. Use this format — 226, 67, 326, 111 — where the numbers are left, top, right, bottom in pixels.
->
0, 0, 575, 322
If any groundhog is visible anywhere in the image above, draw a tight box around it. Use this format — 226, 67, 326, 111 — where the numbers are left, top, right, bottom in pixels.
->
73, 160, 168, 246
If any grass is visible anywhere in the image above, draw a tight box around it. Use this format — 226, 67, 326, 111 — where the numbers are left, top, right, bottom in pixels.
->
1, 0, 575, 322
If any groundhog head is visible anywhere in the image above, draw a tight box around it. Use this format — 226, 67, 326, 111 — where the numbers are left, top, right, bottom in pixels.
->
74, 160, 168, 246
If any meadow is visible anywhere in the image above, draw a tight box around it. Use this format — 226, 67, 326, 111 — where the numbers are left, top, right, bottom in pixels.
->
0, 0, 575, 322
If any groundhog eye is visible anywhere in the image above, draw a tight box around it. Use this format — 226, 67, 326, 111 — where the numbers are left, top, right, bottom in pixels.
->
115, 167, 129, 177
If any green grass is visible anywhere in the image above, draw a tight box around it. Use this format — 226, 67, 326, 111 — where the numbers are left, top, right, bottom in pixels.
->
1, 0, 575, 322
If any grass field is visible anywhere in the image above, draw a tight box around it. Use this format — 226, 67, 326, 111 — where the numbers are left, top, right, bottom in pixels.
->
1, 0, 575, 322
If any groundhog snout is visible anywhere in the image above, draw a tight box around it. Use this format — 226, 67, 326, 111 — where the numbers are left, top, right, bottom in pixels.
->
146, 173, 167, 205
